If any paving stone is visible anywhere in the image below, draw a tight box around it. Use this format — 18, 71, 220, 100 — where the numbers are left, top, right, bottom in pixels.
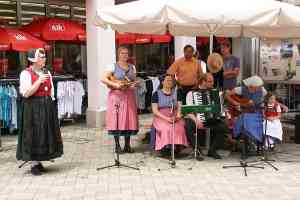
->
1, 122, 300, 199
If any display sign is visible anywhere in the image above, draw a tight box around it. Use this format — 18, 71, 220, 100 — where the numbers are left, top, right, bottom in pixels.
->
260, 39, 300, 81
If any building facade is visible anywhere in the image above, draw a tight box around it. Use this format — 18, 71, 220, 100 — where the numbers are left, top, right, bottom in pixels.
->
0, 0, 251, 128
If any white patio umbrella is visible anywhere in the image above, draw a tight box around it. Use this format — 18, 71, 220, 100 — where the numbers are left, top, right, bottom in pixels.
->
95, 0, 300, 53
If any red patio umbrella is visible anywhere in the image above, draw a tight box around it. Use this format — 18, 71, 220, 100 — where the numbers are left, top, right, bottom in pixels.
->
0, 27, 49, 52
21, 17, 85, 42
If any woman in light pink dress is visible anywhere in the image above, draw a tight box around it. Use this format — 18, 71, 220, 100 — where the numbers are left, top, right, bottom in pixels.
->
101, 46, 138, 153
151, 74, 188, 153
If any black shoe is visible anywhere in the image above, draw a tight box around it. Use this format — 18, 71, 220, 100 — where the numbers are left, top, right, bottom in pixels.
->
36, 163, 46, 172
207, 151, 222, 159
31, 166, 42, 176
123, 146, 135, 153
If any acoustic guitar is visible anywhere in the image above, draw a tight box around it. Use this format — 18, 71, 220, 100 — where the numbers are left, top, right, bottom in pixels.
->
227, 94, 254, 118
108, 74, 138, 90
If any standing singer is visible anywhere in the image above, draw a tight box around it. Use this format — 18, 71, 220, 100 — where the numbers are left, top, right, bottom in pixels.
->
16, 48, 63, 176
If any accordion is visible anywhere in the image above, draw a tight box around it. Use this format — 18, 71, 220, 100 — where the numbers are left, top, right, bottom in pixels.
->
181, 89, 223, 116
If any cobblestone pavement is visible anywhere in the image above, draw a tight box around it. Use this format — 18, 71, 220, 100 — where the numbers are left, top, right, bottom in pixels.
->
1, 121, 300, 200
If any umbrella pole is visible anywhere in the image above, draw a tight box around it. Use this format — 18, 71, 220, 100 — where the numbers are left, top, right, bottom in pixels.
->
209, 34, 213, 54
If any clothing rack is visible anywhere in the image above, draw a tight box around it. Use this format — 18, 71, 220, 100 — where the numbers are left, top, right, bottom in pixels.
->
0, 78, 19, 85
53, 75, 76, 82
54, 77, 86, 126
0, 79, 19, 148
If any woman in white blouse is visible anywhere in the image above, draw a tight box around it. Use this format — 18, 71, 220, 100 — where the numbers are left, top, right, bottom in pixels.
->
16, 48, 63, 176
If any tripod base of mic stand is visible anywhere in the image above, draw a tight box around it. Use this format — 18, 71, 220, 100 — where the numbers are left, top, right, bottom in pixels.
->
187, 149, 205, 170
157, 160, 177, 171
258, 156, 279, 171
18, 161, 29, 168
97, 159, 139, 171
223, 160, 264, 176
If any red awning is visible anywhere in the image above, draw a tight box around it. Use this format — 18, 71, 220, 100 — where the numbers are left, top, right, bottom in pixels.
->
135, 34, 151, 44
196, 36, 228, 45
0, 27, 49, 52
196, 37, 209, 45
21, 17, 85, 42
116, 32, 172, 44
151, 34, 172, 43
116, 32, 136, 44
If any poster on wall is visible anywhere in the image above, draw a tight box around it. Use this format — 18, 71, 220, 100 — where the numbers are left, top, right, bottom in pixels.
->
260, 39, 299, 81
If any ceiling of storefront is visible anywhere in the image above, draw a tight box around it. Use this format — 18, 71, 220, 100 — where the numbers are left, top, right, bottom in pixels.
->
0, 0, 85, 26
0, 0, 139, 27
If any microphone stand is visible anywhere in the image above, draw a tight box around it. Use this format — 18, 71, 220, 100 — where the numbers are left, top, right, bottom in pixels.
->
257, 108, 279, 171
158, 99, 178, 171
97, 99, 139, 171
170, 101, 176, 168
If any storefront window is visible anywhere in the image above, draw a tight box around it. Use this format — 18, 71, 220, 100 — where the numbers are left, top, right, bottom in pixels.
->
127, 43, 172, 76
0, 51, 25, 78
53, 42, 86, 77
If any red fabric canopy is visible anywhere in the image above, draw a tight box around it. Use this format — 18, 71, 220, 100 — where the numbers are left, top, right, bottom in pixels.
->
0, 28, 48, 52
21, 17, 85, 42
116, 32, 172, 44
135, 34, 152, 44
196, 37, 228, 45
151, 34, 172, 43
116, 32, 136, 44
196, 37, 209, 45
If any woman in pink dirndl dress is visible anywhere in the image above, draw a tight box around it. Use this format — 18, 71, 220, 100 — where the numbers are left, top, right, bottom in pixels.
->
151, 74, 188, 152
101, 46, 138, 153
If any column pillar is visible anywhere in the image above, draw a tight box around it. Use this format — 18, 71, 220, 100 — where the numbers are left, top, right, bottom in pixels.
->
86, 0, 115, 128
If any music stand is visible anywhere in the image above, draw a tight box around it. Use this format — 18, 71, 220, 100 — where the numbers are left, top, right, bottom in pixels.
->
222, 113, 264, 176
97, 101, 139, 171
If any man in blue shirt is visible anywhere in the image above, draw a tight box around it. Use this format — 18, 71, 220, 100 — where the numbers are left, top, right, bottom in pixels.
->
221, 40, 240, 90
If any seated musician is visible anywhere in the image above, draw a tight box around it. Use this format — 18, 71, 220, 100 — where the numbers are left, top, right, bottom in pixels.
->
182, 73, 228, 160
263, 92, 283, 149
151, 74, 188, 155
225, 75, 266, 143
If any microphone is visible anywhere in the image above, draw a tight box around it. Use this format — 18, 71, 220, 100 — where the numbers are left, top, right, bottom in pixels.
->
41, 67, 49, 92
170, 96, 176, 115
42, 67, 48, 75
